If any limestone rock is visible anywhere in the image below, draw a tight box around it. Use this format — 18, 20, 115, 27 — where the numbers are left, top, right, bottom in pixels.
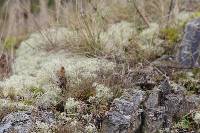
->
103, 89, 146, 133
177, 18, 200, 67
0, 112, 32, 133
105, 80, 200, 133
0, 111, 55, 133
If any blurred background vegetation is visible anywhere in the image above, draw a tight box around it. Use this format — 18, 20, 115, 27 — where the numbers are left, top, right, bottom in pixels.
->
0, 0, 199, 52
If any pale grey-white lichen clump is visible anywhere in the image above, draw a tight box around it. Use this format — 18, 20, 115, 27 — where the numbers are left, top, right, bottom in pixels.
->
100, 21, 136, 54
92, 83, 113, 102
85, 123, 97, 133
139, 23, 165, 56
194, 112, 200, 124
0, 99, 33, 111
65, 97, 80, 113
140, 23, 159, 42
0, 27, 115, 109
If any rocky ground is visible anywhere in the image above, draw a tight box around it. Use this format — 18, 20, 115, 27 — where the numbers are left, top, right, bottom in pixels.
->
0, 10, 200, 133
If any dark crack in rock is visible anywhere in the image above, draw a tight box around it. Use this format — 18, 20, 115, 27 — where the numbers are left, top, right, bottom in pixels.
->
103, 89, 146, 133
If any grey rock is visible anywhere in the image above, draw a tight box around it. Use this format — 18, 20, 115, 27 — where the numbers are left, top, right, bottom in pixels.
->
145, 89, 160, 109
146, 82, 199, 133
144, 84, 170, 133
177, 18, 200, 67
0, 112, 32, 133
105, 80, 200, 133
0, 111, 55, 133
165, 93, 184, 116
104, 89, 146, 133
145, 106, 167, 133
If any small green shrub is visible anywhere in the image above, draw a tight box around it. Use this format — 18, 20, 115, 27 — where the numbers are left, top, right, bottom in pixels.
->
192, 12, 200, 19
160, 27, 180, 45
172, 71, 200, 94
48, 0, 55, 8
30, 87, 45, 98
3, 35, 26, 50
192, 68, 200, 78
172, 72, 188, 81
4, 37, 17, 50
23, 99, 34, 106
175, 115, 190, 129
175, 112, 199, 131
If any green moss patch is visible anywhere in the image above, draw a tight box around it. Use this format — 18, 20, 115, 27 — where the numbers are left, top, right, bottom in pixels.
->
160, 27, 181, 45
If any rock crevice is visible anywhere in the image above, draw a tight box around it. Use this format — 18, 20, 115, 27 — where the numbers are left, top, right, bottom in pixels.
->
104, 80, 200, 133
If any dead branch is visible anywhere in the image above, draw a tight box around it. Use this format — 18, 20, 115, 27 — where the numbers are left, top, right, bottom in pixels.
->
132, 0, 150, 28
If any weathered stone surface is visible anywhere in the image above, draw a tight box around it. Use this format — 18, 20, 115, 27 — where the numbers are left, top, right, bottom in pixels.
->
103, 89, 146, 133
0, 112, 32, 133
145, 106, 167, 133
177, 18, 200, 67
0, 111, 55, 133
105, 81, 200, 133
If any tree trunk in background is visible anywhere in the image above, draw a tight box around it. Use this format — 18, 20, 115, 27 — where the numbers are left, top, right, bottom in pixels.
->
159, 0, 166, 18
139, 0, 145, 16
19, 0, 31, 33
55, 0, 62, 23
174, 0, 179, 17
80, 0, 86, 14
185, 0, 192, 11
72, 0, 77, 11
7, 0, 21, 36
7, 0, 31, 36
39, 0, 49, 28
6, 0, 31, 77
168, 0, 179, 21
